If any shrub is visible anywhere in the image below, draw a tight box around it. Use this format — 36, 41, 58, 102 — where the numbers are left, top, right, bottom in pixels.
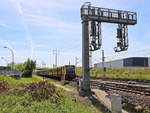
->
22, 59, 36, 77
0, 80, 9, 93
24, 81, 63, 101
143, 109, 150, 113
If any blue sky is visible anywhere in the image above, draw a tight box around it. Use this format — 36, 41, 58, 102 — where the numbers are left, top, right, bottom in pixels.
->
0, 0, 150, 67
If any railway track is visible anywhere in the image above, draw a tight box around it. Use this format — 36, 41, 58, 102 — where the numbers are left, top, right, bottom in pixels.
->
68, 77, 150, 96
90, 79, 150, 108
39, 75, 150, 96
89, 76, 150, 85
38, 75, 150, 108
91, 80, 150, 96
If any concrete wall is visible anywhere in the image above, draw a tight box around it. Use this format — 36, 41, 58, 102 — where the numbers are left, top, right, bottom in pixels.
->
94, 59, 123, 68
94, 57, 150, 68
0, 70, 21, 76
148, 58, 150, 67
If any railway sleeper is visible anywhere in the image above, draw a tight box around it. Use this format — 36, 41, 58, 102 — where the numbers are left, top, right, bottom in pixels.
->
105, 86, 149, 96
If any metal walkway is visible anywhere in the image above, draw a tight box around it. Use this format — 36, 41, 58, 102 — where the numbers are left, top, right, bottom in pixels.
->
81, 5, 137, 25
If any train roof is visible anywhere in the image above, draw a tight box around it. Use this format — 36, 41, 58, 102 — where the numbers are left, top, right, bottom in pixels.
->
44, 65, 75, 70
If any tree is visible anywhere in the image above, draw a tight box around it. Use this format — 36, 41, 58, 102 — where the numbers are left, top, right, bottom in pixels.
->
14, 63, 24, 71
22, 59, 36, 77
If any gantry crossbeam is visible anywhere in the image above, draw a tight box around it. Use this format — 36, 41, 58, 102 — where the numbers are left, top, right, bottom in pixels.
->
81, 6, 137, 25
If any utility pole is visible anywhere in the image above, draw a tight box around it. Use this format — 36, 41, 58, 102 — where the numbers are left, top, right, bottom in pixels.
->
42, 61, 46, 68
49, 51, 51, 68
75, 57, 79, 78
89, 51, 92, 68
102, 50, 106, 77
53, 49, 58, 68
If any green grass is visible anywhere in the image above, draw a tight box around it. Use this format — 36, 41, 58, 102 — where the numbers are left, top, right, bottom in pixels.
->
0, 76, 101, 113
0, 94, 99, 113
0, 76, 40, 90
76, 67, 150, 80
0, 75, 40, 85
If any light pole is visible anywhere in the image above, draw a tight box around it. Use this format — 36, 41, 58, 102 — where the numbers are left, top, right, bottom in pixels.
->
144, 53, 150, 67
4, 46, 14, 70
1, 57, 8, 66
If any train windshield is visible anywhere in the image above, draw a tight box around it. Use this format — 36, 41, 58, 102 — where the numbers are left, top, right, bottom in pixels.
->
66, 66, 75, 74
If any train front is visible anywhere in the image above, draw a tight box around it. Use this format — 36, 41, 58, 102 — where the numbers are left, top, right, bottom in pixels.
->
65, 65, 76, 80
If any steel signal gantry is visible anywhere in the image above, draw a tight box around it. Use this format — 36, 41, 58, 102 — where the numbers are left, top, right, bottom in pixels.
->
79, 2, 137, 96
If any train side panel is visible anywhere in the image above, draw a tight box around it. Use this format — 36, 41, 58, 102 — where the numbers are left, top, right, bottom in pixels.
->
36, 65, 76, 80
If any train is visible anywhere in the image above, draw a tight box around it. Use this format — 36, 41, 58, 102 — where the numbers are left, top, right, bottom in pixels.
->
36, 65, 76, 81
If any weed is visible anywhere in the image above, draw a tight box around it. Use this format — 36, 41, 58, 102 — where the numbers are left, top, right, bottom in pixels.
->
24, 81, 63, 102
0, 80, 9, 93
0, 76, 100, 113
77, 67, 150, 79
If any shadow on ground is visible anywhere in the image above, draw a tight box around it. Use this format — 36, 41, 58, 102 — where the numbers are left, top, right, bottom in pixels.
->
88, 95, 111, 113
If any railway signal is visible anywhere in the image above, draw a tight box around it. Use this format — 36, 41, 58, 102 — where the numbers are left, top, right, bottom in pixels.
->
75, 57, 79, 66
79, 2, 137, 96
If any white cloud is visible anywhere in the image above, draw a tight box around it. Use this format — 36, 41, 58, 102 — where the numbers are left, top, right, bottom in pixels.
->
146, 30, 150, 37
25, 13, 80, 33
35, 44, 48, 48
20, 0, 80, 11
0, 20, 9, 28
0, 0, 148, 66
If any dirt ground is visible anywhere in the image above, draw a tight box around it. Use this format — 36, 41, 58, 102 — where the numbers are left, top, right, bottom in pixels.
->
69, 91, 111, 113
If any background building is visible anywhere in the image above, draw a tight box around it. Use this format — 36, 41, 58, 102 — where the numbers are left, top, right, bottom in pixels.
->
94, 57, 149, 68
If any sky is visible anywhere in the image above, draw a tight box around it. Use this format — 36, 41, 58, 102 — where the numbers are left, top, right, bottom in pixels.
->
0, 0, 150, 67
